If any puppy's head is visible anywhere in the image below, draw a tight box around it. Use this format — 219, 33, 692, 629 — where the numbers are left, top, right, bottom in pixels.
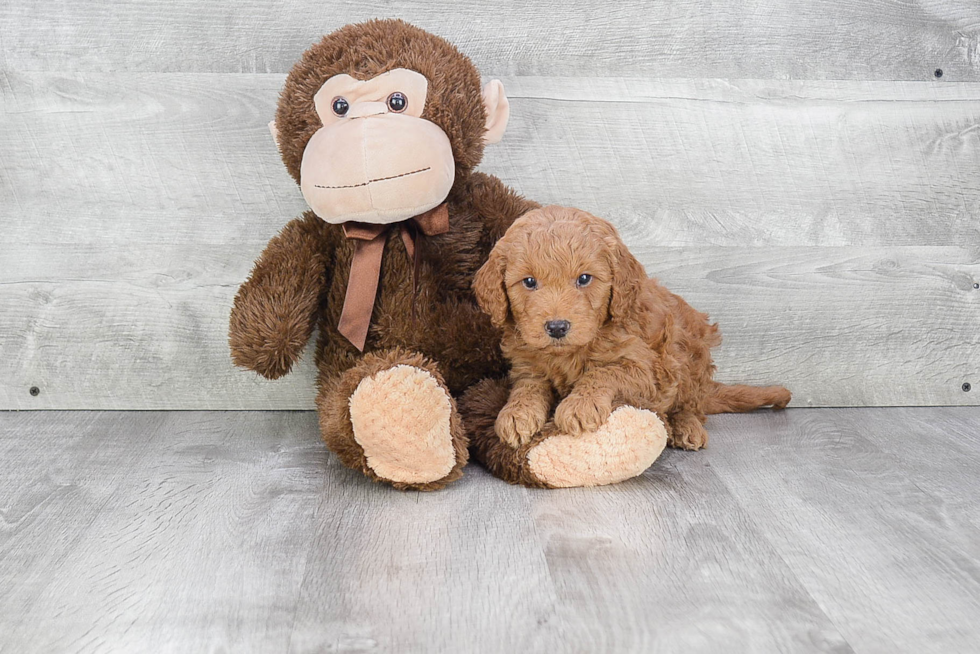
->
473, 205, 646, 350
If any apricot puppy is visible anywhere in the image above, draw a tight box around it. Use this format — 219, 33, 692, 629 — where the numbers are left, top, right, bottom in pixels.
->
473, 205, 790, 450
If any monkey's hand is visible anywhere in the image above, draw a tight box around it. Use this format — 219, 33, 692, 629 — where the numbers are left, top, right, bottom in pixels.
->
229, 215, 329, 380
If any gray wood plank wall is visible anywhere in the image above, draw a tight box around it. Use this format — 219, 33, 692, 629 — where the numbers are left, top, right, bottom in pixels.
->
1, 1, 978, 409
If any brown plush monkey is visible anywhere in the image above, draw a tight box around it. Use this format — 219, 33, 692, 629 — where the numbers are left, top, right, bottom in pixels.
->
231, 20, 664, 490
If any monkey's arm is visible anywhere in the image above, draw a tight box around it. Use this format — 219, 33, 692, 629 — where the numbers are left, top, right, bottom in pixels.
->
467, 172, 540, 241
229, 213, 330, 379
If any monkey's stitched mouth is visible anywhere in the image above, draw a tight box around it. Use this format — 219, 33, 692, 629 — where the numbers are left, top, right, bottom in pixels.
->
315, 167, 431, 190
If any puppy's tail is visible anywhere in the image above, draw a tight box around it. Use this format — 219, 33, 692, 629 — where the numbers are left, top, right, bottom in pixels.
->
704, 382, 791, 414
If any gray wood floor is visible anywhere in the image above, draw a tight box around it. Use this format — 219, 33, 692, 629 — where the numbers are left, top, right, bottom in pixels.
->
1, 407, 979, 653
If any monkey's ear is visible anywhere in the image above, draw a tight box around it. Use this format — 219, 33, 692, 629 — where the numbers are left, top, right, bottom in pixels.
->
473, 243, 510, 327
482, 80, 510, 145
268, 120, 281, 153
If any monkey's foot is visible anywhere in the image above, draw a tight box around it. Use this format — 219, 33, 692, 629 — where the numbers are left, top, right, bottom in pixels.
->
526, 407, 667, 488
348, 365, 458, 486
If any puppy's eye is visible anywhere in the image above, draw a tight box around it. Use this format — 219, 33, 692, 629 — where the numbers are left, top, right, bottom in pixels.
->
387, 92, 408, 113
576, 273, 593, 287
332, 97, 349, 116
522, 277, 538, 290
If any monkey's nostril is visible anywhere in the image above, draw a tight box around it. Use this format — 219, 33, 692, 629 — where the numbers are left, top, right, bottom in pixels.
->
545, 320, 571, 339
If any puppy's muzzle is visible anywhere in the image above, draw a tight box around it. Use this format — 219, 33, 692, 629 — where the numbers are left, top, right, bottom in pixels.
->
545, 320, 570, 339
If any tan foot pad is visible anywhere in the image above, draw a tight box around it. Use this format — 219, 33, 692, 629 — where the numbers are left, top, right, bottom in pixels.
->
349, 365, 455, 484
527, 407, 667, 488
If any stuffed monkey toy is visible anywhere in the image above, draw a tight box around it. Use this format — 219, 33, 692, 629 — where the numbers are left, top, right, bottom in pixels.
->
230, 20, 666, 490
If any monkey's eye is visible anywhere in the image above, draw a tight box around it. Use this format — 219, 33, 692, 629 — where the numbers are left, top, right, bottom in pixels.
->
331, 97, 349, 116
576, 274, 593, 288
522, 277, 538, 290
387, 92, 408, 113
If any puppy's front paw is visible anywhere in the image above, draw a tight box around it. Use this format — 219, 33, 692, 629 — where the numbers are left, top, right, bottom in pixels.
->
495, 401, 548, 448
555, 394, 612, 435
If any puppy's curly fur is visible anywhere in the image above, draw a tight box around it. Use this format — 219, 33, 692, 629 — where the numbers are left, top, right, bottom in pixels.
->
473, 205, 790, 451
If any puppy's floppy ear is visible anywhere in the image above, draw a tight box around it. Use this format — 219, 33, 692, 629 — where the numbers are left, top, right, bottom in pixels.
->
651, 311, 674, 354
473, 242, 510, 327
607, 237, 647, 326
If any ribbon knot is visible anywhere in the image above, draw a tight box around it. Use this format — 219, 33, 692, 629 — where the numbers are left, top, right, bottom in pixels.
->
337, 203, 450, 351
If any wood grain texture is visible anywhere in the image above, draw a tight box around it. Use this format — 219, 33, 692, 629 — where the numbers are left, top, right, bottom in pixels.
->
525, 456, 852, 652
705, 407, 980, 653
2, 74, 979, 409
0, 412, 170, 626
3, 408, 980, 652
0, 409, 860, 654
1, 243, 976, 409
0, 411, 329, 653
496, 77, 980, 248
5, 73, 980, 248
286, 458, 567, 653
638, 246, 980, 408
1, 0, 979, 80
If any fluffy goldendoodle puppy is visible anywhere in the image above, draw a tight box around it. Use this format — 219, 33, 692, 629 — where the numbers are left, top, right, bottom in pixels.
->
473, 205, 791, 451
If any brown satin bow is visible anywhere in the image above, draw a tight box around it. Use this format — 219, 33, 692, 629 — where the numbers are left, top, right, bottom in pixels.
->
338, 203, 450, 351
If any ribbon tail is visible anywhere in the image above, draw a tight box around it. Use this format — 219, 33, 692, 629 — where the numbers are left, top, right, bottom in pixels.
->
399, 225, 415, 260
399, 224, 423, 325
337, 232, 387, 351
412, 229, 422, 325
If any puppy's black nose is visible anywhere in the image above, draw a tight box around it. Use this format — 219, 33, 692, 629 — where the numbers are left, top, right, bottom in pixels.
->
545, 320, 570, 339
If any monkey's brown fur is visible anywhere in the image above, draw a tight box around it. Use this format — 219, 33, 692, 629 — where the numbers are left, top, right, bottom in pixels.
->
469, 206, 791, 460
459, 378, 576, 488
229, 20, 538, 490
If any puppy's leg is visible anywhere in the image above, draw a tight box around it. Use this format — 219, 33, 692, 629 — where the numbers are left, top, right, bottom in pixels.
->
667, 409, 709, 451
554, 361, 651, 435
495, 374, 553, 448
554, 391, 613, 435
459, 380, 668, 489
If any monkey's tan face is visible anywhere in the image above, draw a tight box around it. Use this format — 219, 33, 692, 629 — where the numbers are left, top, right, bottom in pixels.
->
299, 69, 455, 225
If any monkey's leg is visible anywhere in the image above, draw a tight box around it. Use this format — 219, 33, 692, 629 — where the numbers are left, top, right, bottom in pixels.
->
459, 379, 667, 489
317, 349, 467, 491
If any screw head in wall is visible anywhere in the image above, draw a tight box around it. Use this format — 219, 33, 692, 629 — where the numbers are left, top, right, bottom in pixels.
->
964, 383, 972, 392
934, 68, 944, 78
29, 386, 40, 396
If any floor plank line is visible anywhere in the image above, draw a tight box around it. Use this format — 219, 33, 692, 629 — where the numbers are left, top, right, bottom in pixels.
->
2, 408, 979, 652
